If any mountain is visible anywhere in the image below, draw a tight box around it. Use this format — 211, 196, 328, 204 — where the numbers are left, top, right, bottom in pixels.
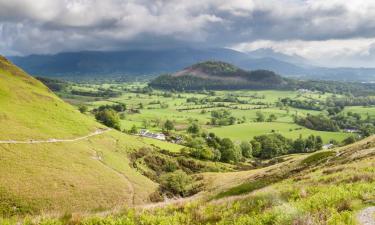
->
0, 56, 157, 216
8, 48, 250, 78
8, 48, 375, 82
246, 48, 309, 65
149, 61, 288, 90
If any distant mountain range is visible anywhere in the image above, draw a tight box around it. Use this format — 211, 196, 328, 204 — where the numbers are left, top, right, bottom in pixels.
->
8, 48, 375, 82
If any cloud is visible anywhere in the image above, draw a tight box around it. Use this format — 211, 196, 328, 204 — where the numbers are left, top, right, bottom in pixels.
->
231, 38, 375, 67
1, 0, 375, 67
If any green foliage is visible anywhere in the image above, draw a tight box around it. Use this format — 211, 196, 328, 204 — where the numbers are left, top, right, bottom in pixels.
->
78, 105, 88, 113
342, 136, 356, 145
296, 114, 339, 132
240, 141, 252, 158
215, 177, 279, 199
160, 170, 193, 196
219, 138, 242, 163
255, 111, 265, 122
36, 77, 68, 92
301, 151, 336, 166
163, 120, 174, 131
267, 114, 277, 122
149, 61, 285, 91
129, 125, 138, 134
95, 108, 121, 130
210, 109, 236, 126
187, 123, 200, 134
253, 134, 292, 159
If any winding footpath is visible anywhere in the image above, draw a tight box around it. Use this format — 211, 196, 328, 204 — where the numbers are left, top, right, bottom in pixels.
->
0, 128, 111, 144
358, 207, 375, 225
92, 150, 135, 206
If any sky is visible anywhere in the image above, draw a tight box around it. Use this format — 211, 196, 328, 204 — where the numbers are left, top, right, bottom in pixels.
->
1, 0, 375, 67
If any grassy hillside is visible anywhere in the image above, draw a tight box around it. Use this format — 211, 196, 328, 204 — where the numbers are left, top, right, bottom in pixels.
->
15, 136, 373, 225
0, 56, 158, 216
0, 56, 102, 140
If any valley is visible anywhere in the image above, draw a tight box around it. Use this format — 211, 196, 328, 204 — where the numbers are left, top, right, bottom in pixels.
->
0, 58, 374, 225
2, 1, 375, 224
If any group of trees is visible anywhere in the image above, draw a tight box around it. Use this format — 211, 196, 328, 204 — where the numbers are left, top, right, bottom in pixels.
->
296, 112, 374, 137
36, 77, 69, 92
149, 71, 286, 91
95, 109, 121, 130
295, 114, 340, 132
183, 131, 243, 163
93, 103, 126, 130
238, 133, 324, 160
280, 98, 322, 111
71, 89, 121, 98
210, 109, 237, 126
327, 96, 375, 107
184, 131, 326, 162
255, 111, 277, 122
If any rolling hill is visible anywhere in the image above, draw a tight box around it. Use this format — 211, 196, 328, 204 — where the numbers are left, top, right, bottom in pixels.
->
0, 56, 158, 216
149, 61, 288, 90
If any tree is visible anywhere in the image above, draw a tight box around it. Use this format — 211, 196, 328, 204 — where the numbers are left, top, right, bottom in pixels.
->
95, 109, 121, 130
219, 138, 241, 163
343, 136, 356, 145
160, 170, 192, 196
164, 120, 175, 131
129, 125, 138, 134
187, 123, 200, 135
292, 138, 306, 153
360, 124, 375, 137
250, 140, 262, 157
240, 141, 253, 158
112, 103, 126, 112
255, 111, 265, 122
305, 135, 316, 152
253, 134, 292, 159
142, 119, 150, 128
267, 114, 277, 122
78, 105, 88, 113
316, 136, 323, 150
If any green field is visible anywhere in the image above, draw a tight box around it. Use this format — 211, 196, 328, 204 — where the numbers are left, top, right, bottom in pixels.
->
65, 86, 355, 145
208, 122, 351, 143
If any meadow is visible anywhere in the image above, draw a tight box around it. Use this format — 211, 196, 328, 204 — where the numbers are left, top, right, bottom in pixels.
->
60, 82, 368, 147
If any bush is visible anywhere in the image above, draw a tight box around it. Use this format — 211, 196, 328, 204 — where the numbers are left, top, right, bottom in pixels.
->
342, 136, 356, 145
160, 170, 193, 196
78, 105, 88, 113
95, 109, 121, 130
240, 141, 253, 158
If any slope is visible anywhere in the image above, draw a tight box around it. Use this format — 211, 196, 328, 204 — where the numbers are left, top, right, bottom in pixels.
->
0, 56, 157, 217
38, 136, 374, 225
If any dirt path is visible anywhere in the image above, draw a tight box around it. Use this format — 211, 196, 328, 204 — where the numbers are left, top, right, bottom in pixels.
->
0, 128, 111, 144
92, 150, 135, 206
358, 206, 375, 225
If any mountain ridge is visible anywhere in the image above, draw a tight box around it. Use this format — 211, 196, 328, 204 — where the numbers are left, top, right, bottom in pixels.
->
8, 48, 375, 82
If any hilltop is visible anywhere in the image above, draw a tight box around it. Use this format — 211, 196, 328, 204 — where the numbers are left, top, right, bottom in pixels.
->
0, 56, 158, 216
150, 61, 287, 90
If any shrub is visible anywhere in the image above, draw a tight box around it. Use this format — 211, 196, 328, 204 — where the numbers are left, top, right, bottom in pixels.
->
160, 170, 193, 196
95, 109, 121, 130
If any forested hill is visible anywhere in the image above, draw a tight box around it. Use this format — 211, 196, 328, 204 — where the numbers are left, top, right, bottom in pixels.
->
149, 61, 288, 90
149, 61, 375, 95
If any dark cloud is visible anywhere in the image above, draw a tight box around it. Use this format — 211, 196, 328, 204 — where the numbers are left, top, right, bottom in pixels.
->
1, 0, 375, 67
